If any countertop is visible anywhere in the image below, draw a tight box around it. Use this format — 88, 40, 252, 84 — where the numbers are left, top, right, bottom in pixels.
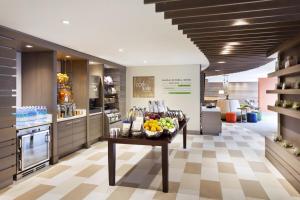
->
89, 112, 102, 116
57, 113, 87, 122
16, 121, 52, 130
202, 106, 220, 112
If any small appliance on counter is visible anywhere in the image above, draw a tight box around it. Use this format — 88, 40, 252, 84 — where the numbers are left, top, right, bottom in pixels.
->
15, 124, 51, 180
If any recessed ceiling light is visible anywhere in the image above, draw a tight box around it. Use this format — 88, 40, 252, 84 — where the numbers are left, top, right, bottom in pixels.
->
217, 61, 226, 64
62, 20, 70, 25
232, 19, 249, 26
118, 48, 124, 52
25, 45, 33, 48
221, 50, 230, 55
143, 60, 147, 64
227, 42, 241, 46
223, 45, 234, 50
65, 55, 71, 58
215, 69, 221, 72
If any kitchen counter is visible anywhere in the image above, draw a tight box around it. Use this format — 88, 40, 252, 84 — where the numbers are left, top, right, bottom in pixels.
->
89, 112, 102, 116
57, 113, 87, 122
16, 120, 52, 130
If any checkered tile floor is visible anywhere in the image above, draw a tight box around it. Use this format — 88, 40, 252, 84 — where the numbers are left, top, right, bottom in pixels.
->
0, 123, 299, 200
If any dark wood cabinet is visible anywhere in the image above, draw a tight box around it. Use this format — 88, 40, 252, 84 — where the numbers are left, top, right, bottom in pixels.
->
57, 117, 87, 158
0, 32, 17, 189
89, 113, 103, 143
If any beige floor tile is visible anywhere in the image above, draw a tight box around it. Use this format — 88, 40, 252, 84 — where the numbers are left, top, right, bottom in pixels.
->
60, 183, 97, 200
15, 184, 55, 200
144, 150, 161, 159
203, 135, 213, 140
116, 164, 134, 176
219, 173, 241, 189
76, 164, 104, 178
174, 150, 189, 159
202, 150, 216, 158
184, 162, 202, 174
239, 179, 269, 199
218, 162, 236, 174
223, 136, 233, 140
38, 165, 71, 179
118, 152, 135, 160
87, 152, 106, 161
200, 180, 223, 199
191, 142, 203, 148
236, 141, 249, 147
248, 161, 270, 173
228, 150, 244, 158
215, 142, 227, 148
106, 186, 135, 200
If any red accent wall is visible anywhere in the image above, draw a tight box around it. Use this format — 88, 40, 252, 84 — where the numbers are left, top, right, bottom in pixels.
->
258, 77, 277, 112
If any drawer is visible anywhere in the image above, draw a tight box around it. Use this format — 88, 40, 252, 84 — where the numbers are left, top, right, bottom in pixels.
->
0, 140, 17, 159
0, 35, 16, 49
58, 143, 73, 157
0, 154, 16, 171
58, 120, 73, 128
58, 128, 73, 139
73, 133, 86, 142
58, 135, 73, 147
73, 118, 86, 127
0, 127, 15, 143
0, 57, 16, 67
73, 139, 85, 148
0, 95, 16, 107
0, 46, 16, 59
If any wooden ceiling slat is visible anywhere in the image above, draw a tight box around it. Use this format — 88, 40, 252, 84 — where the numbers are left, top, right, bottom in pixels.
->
188, 31, 297, 40
145, 0, 300, 75
192, 35, 291, 43
144, 0, 176, 4
178, 13, 300, 30
156, 0, 268, 12
165, 0, 298, 19
187, 27, 300, 38
172, 6, 300, 24
183, 20, 300, 34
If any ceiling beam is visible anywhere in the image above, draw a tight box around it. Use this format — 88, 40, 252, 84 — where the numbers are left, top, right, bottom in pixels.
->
192, 35, 291, 43
178, 13, 300, 29
155, 0, 269, 12
182, 20, 300, 34
186, 27, 300, 38
172, 6, 300, 24
165, 0, 298, 19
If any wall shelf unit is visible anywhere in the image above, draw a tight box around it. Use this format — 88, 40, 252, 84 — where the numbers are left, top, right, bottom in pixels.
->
268, 64, 300, 78
268, 106, 300, 120
266, 39, 300, 193
266, 89, 300, 94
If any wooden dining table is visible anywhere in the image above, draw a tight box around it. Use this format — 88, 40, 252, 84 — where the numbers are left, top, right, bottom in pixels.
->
104, 118, 189, 193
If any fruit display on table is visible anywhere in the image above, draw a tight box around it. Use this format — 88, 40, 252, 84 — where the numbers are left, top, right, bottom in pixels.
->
159, 117, 176, 133
143, 119, 163, 138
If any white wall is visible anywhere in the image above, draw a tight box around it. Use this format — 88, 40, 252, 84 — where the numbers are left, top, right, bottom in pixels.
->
126, 65, 200, 131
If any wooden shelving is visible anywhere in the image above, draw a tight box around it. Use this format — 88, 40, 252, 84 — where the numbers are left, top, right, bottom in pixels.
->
268, 105, 300, 120
268, 64, 300, 78
266, 89, 300, 94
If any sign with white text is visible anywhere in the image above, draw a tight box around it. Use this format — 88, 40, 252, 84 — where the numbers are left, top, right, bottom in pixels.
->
133, 76, 155, 98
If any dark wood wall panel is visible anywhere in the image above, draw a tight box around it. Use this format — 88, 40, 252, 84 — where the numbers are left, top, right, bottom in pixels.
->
22, 51, 55, 109
0, 31, 17, 189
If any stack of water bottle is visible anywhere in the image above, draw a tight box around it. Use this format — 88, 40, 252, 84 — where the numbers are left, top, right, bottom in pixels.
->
16, 106, 49, 127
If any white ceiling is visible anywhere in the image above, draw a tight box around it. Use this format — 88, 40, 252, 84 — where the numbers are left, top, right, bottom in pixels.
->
0, 0, 209, 68
207, 60, 276, 82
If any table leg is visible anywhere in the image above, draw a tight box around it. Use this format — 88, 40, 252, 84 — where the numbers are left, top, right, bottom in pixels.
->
108, 141, 116, 186
183, 125, 187, 149
162, 144, 169, 193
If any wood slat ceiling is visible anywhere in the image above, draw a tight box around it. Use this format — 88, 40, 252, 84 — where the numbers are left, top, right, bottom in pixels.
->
144, 0, 300, 75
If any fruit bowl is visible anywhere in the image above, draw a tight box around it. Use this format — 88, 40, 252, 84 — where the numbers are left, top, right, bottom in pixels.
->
144, 129, 163, 138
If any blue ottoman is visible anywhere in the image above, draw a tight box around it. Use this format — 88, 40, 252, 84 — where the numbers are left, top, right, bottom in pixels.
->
252, 111, 262, 121
247, 112, 257, 123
